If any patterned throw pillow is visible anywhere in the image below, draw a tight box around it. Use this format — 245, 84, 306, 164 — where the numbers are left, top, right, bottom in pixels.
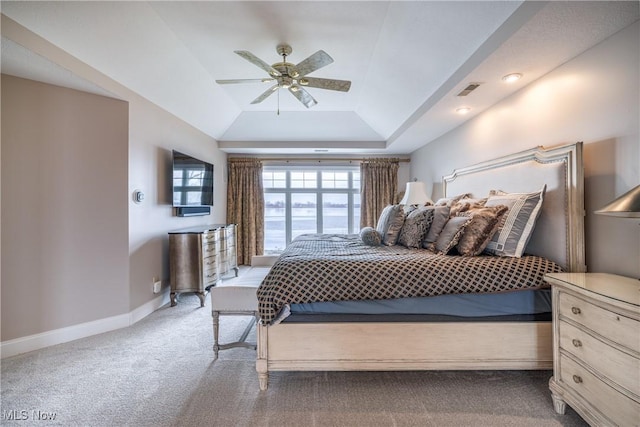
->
397, 207, 435, 248
456, 205, 509, 256
430, 216, 473, 254
359, 227, 382, 246
375, 204, 406, 246
449, 198, 488, 217
421, 206, 451, 249
434, 193, 471, 207
483, 185, 546, 257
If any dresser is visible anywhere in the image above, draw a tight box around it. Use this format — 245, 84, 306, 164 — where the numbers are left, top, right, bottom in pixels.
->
169, 224, 239, 307
545, 273, 640, 426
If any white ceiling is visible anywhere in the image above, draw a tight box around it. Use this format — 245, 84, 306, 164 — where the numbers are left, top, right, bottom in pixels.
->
1, 1, 638, 155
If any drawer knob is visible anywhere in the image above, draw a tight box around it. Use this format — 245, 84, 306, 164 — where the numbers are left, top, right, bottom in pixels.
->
571, 306, 581, 315
572, 339, 582, 347
572, 375, 583, 384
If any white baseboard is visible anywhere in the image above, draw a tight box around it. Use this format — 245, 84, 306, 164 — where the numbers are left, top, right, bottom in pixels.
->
1, 291, 170, 359
129, 291, 171, 325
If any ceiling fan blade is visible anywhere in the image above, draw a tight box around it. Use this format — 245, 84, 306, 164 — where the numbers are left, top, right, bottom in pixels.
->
289, 86, 317, 108
234, 51, 282, 77
216, 78, 275, 85
295, 50, 334, 77
250, 84, 279, 104
298, 77, 351, 92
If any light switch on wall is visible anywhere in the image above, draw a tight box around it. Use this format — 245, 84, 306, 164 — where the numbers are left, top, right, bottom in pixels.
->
133, 190, 145, 204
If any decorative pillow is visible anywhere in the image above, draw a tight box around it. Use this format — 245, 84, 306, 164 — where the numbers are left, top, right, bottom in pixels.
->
430, 216, 473, 254
375, 204, 406, 246
397, 207, 435, 249
456, 205, 509, 256
421, 206, 451, 249
434, 193, 471, 207
359, 227, 382, 246
483, 185, 547, 257
449, 198, 487, 217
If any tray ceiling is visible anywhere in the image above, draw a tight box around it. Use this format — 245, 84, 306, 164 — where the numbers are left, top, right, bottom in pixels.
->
1, 1, 638, 154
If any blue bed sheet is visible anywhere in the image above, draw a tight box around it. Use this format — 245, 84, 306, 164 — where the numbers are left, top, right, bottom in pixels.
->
289, 289, 552, 317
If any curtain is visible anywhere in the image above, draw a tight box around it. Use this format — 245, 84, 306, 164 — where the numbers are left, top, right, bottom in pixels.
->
360, 158, 399, 228
227, 158, 264, 265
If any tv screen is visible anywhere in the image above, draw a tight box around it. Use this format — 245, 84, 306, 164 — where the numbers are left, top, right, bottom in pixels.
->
172, 150, 214, 207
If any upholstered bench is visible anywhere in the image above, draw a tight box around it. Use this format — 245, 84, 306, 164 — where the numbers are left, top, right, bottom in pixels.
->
210, 267, 271, 359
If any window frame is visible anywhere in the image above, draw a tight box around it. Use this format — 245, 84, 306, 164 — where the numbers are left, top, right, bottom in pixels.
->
263, 165, 360, 252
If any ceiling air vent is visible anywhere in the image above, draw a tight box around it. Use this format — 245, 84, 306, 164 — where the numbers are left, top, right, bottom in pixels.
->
457, 83, 481, 97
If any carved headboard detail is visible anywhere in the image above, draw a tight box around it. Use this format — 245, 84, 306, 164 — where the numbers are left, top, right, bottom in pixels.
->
444, 142, 585, 272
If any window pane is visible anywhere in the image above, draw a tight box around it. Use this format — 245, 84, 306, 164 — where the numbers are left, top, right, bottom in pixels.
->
321, 171, 350, 189
263, 170, 287, 189
291, 171, 317, 188
323, 194, 348, 234
321, 171, 335, 189
291, 193, 317, 240
352, 172, 361, 190
264, 193, 286, 254
262, 172, 273, 189
353, 193, 361, 231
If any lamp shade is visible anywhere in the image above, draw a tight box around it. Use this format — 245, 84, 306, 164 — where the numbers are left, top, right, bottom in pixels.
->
399, 181, 433, 206
595, 185, 640, 218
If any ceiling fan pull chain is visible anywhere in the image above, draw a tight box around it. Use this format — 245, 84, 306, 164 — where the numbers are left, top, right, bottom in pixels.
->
277, 88, 280, 116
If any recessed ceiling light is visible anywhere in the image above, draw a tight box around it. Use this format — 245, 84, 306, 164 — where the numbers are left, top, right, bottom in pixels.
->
456, 107, 471, 115
502, 73, 522, 83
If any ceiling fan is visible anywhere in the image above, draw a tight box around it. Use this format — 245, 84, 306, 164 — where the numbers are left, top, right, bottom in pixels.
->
216, 44, 351, 109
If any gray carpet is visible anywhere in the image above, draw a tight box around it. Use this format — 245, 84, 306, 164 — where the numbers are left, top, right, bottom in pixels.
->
1, 285, 587, 426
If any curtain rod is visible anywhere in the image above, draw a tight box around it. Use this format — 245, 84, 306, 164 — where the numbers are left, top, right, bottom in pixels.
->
230, 157, 410, 163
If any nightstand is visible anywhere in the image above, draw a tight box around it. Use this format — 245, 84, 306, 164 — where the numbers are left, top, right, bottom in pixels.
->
545, 272, 640, 426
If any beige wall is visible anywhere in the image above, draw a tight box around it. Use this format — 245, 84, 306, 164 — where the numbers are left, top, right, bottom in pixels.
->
1, 74, 227, 342
1, 75, 129, 340
1, 16, 228, 347
127, 93, 227, 311
410, 21, 640, 278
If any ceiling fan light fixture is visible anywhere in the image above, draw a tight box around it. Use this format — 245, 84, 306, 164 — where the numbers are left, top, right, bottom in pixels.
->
502, 73, 522, 83
222, 44, 351, 110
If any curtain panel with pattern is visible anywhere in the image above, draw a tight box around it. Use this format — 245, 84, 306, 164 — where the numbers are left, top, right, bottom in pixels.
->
227, 158, 264, 265
359, 158, 399, 229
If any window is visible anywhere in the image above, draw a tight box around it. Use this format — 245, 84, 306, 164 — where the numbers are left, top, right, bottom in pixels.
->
263, 167, 360, 254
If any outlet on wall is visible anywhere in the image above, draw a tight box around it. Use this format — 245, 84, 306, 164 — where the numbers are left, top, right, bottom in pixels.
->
153, 278, 162, 294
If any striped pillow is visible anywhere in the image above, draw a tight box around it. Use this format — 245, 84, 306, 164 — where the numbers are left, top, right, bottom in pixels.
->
375, 205, 406, 246
483, 185, 546, 257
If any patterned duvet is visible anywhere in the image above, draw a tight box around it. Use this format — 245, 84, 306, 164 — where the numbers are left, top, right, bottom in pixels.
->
257, 234, 562, 324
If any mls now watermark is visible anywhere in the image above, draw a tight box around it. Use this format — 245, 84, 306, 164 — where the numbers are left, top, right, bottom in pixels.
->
1, 410, 57, 421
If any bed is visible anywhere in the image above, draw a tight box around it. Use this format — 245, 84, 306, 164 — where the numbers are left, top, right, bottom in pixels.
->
255, 142, 585, 390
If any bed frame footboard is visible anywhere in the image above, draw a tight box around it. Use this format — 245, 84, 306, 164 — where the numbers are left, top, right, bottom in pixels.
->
256, 321, 552, 390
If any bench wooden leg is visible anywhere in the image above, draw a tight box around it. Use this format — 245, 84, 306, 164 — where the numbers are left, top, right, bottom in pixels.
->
212, 311, 220, 360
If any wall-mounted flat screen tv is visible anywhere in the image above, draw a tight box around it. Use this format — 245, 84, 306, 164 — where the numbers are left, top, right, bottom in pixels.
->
172, 150, 214, 207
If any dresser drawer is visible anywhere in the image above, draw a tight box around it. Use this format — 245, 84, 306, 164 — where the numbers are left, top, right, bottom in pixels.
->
202, 230, 220, 245
559, 320, 640, 398
203, 254, 217, 267
559, 354, 640, 427
202, 267, 218, 286
202, 242, 218, 257
559, 292, 640, 353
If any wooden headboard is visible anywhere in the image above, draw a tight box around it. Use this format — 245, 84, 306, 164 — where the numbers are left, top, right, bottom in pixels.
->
443, 142, 585, 272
